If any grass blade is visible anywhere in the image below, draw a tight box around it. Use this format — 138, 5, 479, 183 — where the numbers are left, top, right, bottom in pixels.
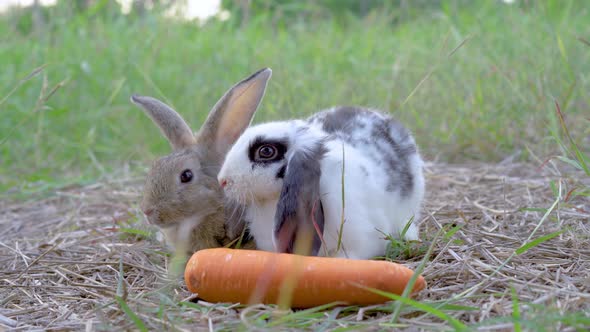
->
447, 34, 472, 57
401, 35, 471, 107
390, 226, 444, 323
432, 304, 478, 311
115, 296, 148, 332
511, 286, 522, 332
556, 34, 567, 60
267, 302, 347, 327
555, 156, 584, 171
555, 101, 589, 175
399, 216, 415, 238
515, 229, 565, 255
443, 223, 463, 240
118, 227, 151, 238
355, 284, 467, 331
0, 65, 46, 108
336, 142, 346, 253
577, 36, 590, 47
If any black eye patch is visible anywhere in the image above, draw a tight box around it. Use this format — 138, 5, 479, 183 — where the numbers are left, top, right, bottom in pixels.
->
248, 136, 288, 165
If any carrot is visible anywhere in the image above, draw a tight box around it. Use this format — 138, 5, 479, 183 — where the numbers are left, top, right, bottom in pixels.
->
184, 248, 426, 308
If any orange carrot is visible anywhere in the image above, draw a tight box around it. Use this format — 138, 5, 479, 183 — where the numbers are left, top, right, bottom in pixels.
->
184, 248, 426, 308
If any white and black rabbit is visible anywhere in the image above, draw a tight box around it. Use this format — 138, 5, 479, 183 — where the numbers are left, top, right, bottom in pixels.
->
129, 68, 272, 255
217, 106, 425, 260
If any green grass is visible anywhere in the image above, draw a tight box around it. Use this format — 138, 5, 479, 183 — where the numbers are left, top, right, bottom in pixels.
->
1, 1, 589, 330
1, 0, 589, 194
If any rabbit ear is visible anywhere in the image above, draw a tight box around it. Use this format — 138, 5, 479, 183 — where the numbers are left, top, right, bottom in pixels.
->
198, 68, 272, 163
130, 95, 196, 150
274, 145, 326, 256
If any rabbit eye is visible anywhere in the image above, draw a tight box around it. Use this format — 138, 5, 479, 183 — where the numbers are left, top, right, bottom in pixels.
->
180, 169, 193, 183
248, 137, 288, 163
256, 144, 278, 160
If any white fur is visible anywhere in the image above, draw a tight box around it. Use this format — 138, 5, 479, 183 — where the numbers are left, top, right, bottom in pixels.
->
158, 217, 202, 252
218, 110, 425, 260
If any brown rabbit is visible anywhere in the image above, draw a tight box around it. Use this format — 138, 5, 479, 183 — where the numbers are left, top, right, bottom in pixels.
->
130, 68, 272, 255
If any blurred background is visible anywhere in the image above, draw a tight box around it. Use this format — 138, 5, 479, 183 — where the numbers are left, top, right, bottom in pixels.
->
1, 0, 588, 195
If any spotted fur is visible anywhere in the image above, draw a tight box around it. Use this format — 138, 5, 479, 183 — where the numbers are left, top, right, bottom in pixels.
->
219, 106, 425, 260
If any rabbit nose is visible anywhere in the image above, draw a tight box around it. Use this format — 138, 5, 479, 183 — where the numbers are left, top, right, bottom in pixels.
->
219, 178, 229, 189
143, 207, 154, 216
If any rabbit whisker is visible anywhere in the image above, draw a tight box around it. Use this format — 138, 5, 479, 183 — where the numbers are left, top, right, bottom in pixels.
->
227, 201, 241, 223
246, 190, 258, 215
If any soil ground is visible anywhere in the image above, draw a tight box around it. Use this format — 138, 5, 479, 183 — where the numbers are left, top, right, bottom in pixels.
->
1, 162, 588, 331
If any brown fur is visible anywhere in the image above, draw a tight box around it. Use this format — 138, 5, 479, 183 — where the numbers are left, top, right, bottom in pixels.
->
131, 68, 272, 255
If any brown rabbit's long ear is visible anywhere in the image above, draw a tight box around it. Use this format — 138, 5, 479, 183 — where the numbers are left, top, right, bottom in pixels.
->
130, 95, 196, 150
198, 68, 272, 162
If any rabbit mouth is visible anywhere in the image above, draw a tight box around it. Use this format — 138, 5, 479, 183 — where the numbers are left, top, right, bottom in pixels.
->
145, 206, 220, 229
219, 180, 250, 205
144, 213, 161, 226
142, 209, 176, 227
146, 215, 174, 229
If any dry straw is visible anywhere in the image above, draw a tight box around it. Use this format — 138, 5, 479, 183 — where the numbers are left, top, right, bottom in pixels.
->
0, 162, 588, 330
